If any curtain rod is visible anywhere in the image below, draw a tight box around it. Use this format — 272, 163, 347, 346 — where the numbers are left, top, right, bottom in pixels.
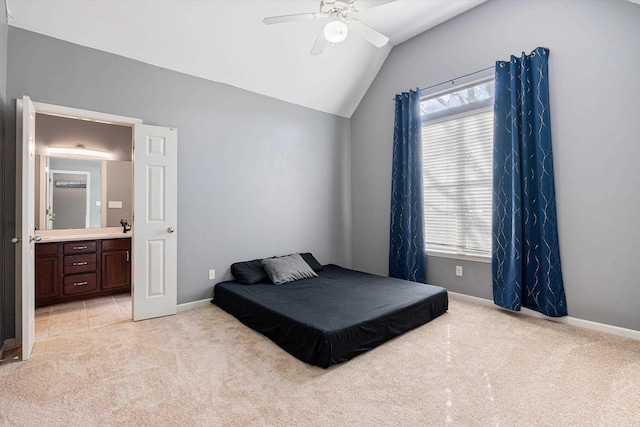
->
419, 66, 494, 93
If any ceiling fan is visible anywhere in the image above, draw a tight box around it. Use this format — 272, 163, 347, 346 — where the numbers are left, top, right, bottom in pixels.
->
263, 0, 395, 55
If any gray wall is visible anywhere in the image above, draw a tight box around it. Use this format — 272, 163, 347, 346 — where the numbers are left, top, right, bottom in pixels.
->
351, 0, 640, 330
105, 160, 132, 227
3, 27, 352, 337
35, 113, 132, 162
0, 0, 7, 344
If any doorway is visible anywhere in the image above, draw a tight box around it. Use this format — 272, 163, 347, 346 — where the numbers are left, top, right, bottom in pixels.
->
16, 97, 179, 360
34, 113, 134, 340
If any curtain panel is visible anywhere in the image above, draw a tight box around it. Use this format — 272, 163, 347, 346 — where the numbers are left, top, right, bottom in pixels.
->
492, 47, 567, 317
389, 89, 426, 283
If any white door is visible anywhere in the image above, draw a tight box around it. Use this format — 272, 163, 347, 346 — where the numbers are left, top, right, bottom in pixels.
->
132, 124, 178, 321
15, 96, 37, 360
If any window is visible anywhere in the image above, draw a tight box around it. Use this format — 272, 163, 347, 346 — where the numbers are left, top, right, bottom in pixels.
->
421, 79, 494, 259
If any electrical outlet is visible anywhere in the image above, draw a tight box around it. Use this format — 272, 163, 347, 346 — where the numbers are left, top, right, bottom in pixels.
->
208, 269, 216, 280
456, 266, 463, 277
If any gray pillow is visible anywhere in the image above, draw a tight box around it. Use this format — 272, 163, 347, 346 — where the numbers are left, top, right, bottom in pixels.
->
261, 253, 318, 285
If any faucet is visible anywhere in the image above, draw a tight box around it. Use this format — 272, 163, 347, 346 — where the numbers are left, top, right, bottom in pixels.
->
120, 219, 132, 234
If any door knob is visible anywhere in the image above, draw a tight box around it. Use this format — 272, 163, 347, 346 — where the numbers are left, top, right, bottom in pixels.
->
12, 235, 41, 243
167, 227, 175, 233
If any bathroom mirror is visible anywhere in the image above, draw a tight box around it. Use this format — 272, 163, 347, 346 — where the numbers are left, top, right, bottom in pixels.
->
34, 113, 133, 231
35, 155, 133, 230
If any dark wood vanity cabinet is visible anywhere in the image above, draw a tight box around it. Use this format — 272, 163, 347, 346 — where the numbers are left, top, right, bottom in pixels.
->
35, 238, 131, 307
102, 239, 132, 290
35, 243, 61, 300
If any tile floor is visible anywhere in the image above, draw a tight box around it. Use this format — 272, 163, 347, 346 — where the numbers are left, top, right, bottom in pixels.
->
35, 293, 132, 341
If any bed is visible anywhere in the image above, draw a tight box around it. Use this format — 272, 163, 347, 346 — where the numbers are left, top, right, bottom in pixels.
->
213, 263, 448, 368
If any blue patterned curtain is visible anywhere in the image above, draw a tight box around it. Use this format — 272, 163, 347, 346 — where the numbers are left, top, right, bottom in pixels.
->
389, 89, 426, 283
493, 47, 567, 317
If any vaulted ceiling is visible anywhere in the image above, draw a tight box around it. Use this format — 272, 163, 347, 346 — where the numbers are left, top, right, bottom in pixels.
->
6, 0, 487, 117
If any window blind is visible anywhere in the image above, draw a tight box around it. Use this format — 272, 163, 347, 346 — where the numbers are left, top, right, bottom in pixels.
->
422, 110, 493, 257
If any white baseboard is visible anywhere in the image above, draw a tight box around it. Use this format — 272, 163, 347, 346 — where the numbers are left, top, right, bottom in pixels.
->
177, 298, 213, 312
448, 291, 640, 341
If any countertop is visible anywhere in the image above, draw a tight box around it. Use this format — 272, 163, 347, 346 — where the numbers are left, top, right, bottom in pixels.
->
36, 227, 132, 243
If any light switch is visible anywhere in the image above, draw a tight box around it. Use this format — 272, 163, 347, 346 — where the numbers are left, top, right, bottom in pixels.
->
108, 201, 123, 209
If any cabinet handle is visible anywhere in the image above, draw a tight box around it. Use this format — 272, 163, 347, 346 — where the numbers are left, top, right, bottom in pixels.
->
73, 261, 88, 266
126, 251, 130, 262
74, 281, 88, 286
73, 246, 88, 250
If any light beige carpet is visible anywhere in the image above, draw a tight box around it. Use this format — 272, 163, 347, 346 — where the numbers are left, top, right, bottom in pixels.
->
1, 298, 638, 426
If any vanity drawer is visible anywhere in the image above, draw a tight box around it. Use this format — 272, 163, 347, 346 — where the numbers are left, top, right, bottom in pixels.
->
63, 241, 97, 254
36, 242, 59, 256
64, 254, 97, 274
63, 273, 98, 295
102, 238, 131, 252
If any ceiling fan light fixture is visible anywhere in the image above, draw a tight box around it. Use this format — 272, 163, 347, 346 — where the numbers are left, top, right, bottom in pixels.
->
323, 20, 348, 44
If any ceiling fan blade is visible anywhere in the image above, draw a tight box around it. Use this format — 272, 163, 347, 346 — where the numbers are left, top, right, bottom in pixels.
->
310, 30, 328, 56
348, 0, 396, 13
347, 18, 389, 47
263, 13, 320, 25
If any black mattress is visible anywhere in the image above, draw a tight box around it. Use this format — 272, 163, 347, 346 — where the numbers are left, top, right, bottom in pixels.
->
213, 264, 448, 368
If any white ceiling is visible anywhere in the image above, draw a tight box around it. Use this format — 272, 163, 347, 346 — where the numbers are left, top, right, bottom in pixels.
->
6, 0, 487, 118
